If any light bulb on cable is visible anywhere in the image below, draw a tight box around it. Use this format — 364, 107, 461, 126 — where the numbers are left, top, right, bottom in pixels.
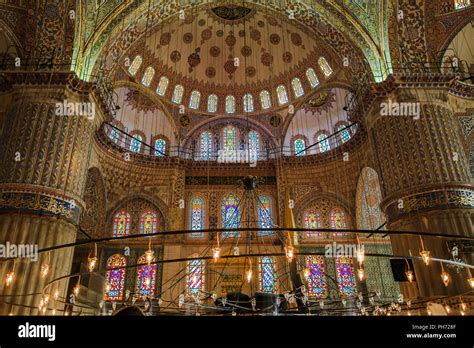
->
444, 304, 451, 314
212, 247, 221, 262
88, 256, 98, 273
405, 270, 414, 283
461, 302, 467, 312
246, 269, 252, 283
357, 247, 365, 264
73, 284, 80, 296
285, 246, 294, 262
358, 267, 365, 281
145, 249, 154, 265
420, 250, 430, 266
54, 290, 59, 300
467, 277, 474, 289
41, 263, 50, 278
303, 268, 310, 280
5, 271, 14, 286
441, 271, 450, 287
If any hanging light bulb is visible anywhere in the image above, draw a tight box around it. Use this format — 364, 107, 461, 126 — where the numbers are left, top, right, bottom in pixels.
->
40, 263, 50, 278
444, 304, 451, 314
5, 271, 14, 286
285, 246, 294, 262
441, 270, 450, 287
73, 284, 80, 296
43, 295, 49, 305
212, 247, 221, 262
461, 302, 467, 311
467, 277, 474, 289
405, 269, 414, 283
88, 256, 98, 273
357, 247, 365, 264
427, 308, 432, 316
461, 310, 466, 316
246, 269, 252, 283
420, 250, 430, 266
145, 249, 154, 265
303, 268, 310, 280
54, 290, 59, 300
358, 267, 365, 281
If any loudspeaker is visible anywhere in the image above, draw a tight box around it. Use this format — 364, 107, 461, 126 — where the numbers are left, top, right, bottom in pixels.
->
390, 259, 416, 282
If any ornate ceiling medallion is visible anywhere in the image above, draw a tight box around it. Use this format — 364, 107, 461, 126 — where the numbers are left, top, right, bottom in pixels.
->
125, 89, 157, 113
210, 5, 253, 22
304, 89, 336, 114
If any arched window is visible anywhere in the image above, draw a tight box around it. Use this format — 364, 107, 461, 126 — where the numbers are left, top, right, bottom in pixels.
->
330, 208, 348, 237
189, 90, 201, 110
304, 210, 322, 237
141, 67, 155, 87
318, 57, 333, 78
104, 254, 126, 301
257, 195, 273, 236
135, 253, 157, 299
294, 138, 306, 156
335, 257, 356, 297
221, 193, 241, 237
186, 259, 205, 295
156, 76, 169, 96
276, 85, 289, 105
113, 211, 130, 237
306, 68, 320, 88
226, 95, 235, 114
259, 256, 276, 293
243, 93, 254, 113
128, 56, 142, 76
199, 131, 213, 160
223, 126, 237, 158
260, 90, 272, 110
140, 211, 157, 234
190, 197, 204, 238
248, 130, 260, 162
154, 138, 166, 157
337, 124, 351, 143
291, 77, 304, 98
455, 0, 471, 9
172, 85, 184, 104
317, 133, 330, 153
305, 256, 328, 298
207, 94, 218, 113
109, 127, 119, 143
130, 134, 142, 153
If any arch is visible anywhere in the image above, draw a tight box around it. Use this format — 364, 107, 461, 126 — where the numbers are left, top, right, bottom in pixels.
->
222, 126, 237, 158
153, 137, 167, 157
305, 255, 328, 298
172, 84, 184, 104
128, 55, 142, 76
303, 209, 322, 237
260, 90, 272, 110
225, 95, 235, 114
259, 256, 277, 293
356, 167, 386, 230
189, 90, 201, 110
113, 211, 131, 237
199, 130, 213, 160
130, 133, 143, 153
207, 94, 218, 113
156, 76, 169, 96
306, 68, 320, 88
80, 167, 107, 238
334, 122, 351, 144
335, 257, 356, 297
330, 208, 348, 237
276, 85, 289, 105
141, 66, 155, 87
221, 193, 241, 238
140, 211, 158, 234
243, 93, 254, 113
257, 194, 274, 236
248, 130, 260, 162
318, 56, 334, 78
315, 131, 331, 153
291, 77, 305, 98
104, 254, 126, 301
292, 136, 307, 156
186, 257, 205, 295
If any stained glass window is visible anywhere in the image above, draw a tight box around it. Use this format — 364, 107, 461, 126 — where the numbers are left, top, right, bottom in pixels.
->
305, 256, 327, 298
243, 94, 254, 113
135, 253, 157, 299
113, 211, 130, 237
130, 134, 142, 153
294, 138, 306, 156
260, 90, 272, 110
156, 77, 169, 96
337, 124, 351, 143
336, 257, 356, 297
259, 256, 276, 293
317, 133, 330, 153
172, 85, 184, 104
199, 131, 213, 160
140, 211, 157, 234
221, 193, 241, 237
306, 68, 320, 88
257, 195, 273, 236
304, 210, 322, 237
330, 208, 348, 237
455, 0, 471, 9
207, 94, 218, 113
104, 254, 126, 301
109, 127, 119, 143
154, 138, 166, 157
248, 130, 259, 162
276, 85, 289, 105
190, 197, 204, 238
226, 95, 235, 114
128, 56, 142, 76
291, 78, 305, 98
186, 259, 205, 295
223, 126, 237, 158
189, 90, 201, 110
318, 57, 333, 78
141, 67, 155, 87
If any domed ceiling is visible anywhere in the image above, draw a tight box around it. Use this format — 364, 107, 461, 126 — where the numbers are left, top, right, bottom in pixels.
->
113, 4, 342, 115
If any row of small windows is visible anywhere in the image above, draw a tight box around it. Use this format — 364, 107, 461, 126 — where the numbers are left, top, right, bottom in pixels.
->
303, 208, 349, 237
127, 56, 333, 113
109, 129, 167, 157
293, 124, 351, 156
104, 253, 356, 301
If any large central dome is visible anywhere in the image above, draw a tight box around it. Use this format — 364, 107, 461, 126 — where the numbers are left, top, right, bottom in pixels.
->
118, 4, 339, 114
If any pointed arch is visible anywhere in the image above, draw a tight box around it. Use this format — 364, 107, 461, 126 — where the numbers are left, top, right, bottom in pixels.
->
190, 196, 205, 237
221, 193, 241, 237
135, 253, 157, 299
140, 211, 158, 234
113, 211, 131, 237
259, 256, 276, 293
104, 254, 126, 301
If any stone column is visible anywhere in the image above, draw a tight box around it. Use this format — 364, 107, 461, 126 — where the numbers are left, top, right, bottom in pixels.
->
366, 88, 474, 299
0, 75, 96, 315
